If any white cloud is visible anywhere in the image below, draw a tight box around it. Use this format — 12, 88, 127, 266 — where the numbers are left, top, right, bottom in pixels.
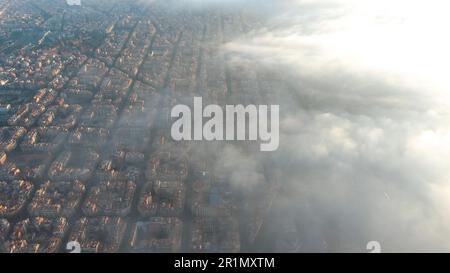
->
221, 0, 450, 251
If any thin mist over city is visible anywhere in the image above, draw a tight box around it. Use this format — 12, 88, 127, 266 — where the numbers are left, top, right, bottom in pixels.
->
0, 0, 449, 256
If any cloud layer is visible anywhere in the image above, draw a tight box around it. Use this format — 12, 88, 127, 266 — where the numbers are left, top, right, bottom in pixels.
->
220, 0, 450, 252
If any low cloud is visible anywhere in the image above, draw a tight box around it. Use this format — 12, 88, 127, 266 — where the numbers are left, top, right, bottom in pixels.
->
220, 0, 450, 252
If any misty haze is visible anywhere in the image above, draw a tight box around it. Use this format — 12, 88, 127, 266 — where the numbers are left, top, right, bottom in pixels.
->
0, 0, 449, 253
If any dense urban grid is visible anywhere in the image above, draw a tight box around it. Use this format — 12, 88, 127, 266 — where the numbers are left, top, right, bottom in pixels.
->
0, 0, 291, 253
